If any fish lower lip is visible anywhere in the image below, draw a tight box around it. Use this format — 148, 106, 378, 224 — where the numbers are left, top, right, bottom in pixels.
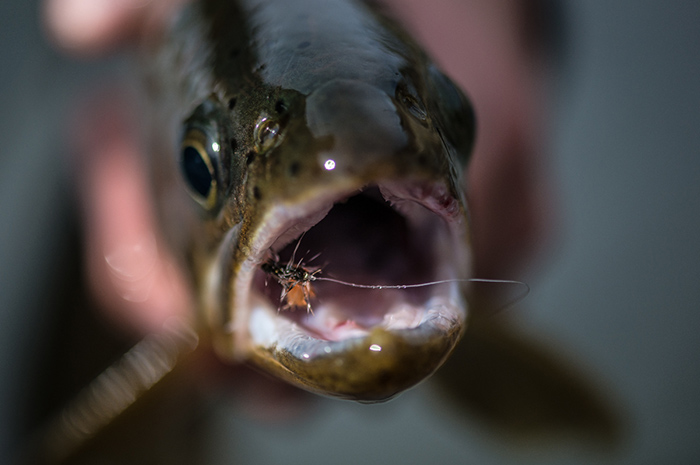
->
236, 182, 469, 400
247, 294, 463, 402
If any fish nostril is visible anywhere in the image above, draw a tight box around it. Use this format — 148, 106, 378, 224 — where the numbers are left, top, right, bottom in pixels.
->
306, 79, 408, 160
254, 116, 283, 153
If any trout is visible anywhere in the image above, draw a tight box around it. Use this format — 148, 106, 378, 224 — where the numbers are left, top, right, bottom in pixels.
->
20, 4, 623, 464
141, 0, 475, 401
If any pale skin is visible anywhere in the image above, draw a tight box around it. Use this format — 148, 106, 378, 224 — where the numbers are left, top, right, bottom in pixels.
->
43, 0, 550, 337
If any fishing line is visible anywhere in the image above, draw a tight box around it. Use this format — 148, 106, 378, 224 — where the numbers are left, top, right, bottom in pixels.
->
314, 275, 530, 308
315, 275, 525, 291
266, 234, 531, 311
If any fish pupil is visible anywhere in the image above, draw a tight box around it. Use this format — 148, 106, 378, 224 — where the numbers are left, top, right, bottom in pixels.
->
182, 146, 212, 198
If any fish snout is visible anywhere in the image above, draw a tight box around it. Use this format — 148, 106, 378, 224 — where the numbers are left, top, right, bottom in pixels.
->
305, 79, 411, 174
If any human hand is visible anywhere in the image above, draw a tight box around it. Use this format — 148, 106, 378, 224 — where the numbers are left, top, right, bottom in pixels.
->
43, 0, 185, 55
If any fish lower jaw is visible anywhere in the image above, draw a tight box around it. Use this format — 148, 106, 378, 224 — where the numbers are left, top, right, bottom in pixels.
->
246, 285, 466, 402
249, 285, 464, 345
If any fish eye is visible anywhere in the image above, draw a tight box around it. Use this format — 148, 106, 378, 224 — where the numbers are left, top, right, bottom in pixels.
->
396, 84, 428, 124
180, 128, 219, 210
254, 116, 283, 153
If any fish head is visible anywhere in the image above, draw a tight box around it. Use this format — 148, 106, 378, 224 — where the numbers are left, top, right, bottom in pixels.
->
188, 69, 475, 401
149, 3, 476, 402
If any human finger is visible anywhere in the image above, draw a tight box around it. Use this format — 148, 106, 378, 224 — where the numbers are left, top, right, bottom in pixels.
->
72, 88, 192, 335
43, 0, 186, 55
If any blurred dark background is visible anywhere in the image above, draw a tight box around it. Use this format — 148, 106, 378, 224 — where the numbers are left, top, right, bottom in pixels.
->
2, 1, 700, 464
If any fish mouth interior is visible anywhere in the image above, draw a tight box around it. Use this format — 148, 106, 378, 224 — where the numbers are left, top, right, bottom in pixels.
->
244, 182, 468, 347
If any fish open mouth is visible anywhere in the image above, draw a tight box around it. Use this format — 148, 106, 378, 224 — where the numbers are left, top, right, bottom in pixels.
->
228, 180, 470, 401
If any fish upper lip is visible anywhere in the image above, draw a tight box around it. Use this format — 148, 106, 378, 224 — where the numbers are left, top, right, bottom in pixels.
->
224, 178, 469, 400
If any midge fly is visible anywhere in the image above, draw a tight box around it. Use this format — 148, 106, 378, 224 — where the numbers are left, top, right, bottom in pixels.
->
260, 233, 323, 313
261, 258, 322, 313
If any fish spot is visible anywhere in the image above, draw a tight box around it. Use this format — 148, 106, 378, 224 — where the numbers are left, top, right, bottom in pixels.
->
275, 99, 287, 114
297, 41, 311, 49
246, 150, 256, 165
288, 161, 300, 176
253, 186, 262, 200
417, 154, 428, 166
230, 47, 240, 58
228, 98, 237, 110
229, 137, 237, 152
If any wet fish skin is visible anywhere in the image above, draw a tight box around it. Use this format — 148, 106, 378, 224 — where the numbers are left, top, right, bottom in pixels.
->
142, 0, 475, 401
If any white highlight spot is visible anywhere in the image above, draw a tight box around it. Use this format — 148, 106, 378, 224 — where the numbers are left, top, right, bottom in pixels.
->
104, 233, 157, 303
212, 142, 220, 152
369, 344, 382, 352
303, 353, 310, 359
324, 159, 336, 170
249, 307, 276, 345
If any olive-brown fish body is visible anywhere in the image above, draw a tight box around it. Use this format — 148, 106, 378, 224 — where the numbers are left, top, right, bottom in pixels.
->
143, 0, 475, 401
